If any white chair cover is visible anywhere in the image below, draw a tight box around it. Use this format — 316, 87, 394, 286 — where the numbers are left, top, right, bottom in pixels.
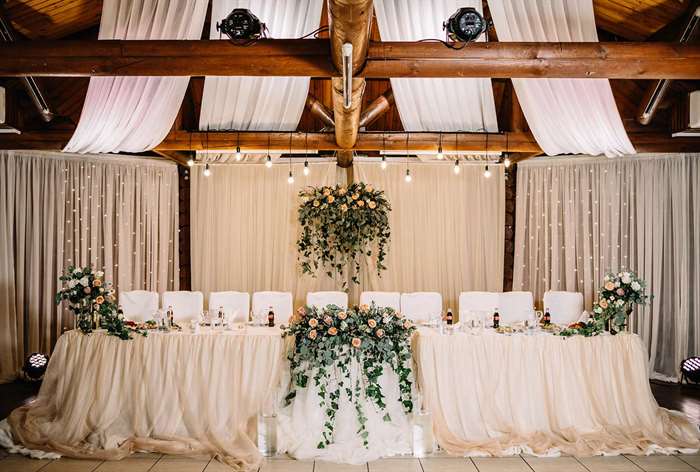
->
459, 291, 499, 321
252, 291, 293, 324
209, 291, 250, 323
400, 292, 443, 323
543, 291, 585, 326
118, 290, 158, 323
498, 291, 535, 324
359, 291, 401, 311
306, 291, 349, 310
162, 291, 204, 323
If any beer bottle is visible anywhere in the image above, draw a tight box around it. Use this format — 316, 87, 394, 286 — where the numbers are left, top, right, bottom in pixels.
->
493, 308, 500, 329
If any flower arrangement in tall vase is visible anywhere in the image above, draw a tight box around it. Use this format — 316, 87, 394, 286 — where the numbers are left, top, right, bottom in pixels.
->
55, 266, 146, 340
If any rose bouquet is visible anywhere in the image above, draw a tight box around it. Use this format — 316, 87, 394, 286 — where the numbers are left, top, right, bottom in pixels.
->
55, 266, 145, 340
282, 303, 415, 448
297, 182, 391, 288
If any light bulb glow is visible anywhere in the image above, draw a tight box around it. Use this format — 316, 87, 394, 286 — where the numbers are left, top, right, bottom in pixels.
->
303, 160, 310, 176
504, 157, 511, 168
405, 169, 412, 183
381, 156, 387, 170
454, 159, 460, 174
187, 158, 194, 167
235, 146, 242, 161
287, 171, 294, 184
265, 155, 272, 168
203, 163, 211, 177
437, 145, 444, 160
483, 165, 492, 178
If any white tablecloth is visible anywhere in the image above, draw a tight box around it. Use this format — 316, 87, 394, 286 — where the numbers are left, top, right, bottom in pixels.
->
413, 329, 700, 456
7, 328, 286, 471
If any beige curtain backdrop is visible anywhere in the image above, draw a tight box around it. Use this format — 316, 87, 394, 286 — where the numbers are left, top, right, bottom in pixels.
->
0, 150, 179, 383
353, 162, 505, 311
190, 161, 340, 308
514, 153, 700, 380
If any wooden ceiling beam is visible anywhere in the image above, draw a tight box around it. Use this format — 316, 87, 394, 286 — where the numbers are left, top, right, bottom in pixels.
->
3, 40, 700, 79
4, 129, 700, 154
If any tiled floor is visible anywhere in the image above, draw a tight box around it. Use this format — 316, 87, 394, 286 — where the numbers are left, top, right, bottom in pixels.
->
4, 453, 700, 472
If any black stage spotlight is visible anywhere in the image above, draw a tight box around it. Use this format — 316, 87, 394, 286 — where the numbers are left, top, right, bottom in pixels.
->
681, 357, 700, 384
22, 352, 49, 381
443, 7, 488, 43
216, 8, 264, 41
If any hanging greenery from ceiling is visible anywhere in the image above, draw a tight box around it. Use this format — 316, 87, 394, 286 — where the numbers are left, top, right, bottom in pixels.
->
297, 182, 391, 287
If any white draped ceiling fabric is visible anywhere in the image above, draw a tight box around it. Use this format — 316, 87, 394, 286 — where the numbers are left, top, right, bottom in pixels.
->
513, 154, 700, 380
0, 151, 179, 383
488, 0, 635, 157
63, 0, 208, 154
373, 0, 498, 132
199, 0, 323, 131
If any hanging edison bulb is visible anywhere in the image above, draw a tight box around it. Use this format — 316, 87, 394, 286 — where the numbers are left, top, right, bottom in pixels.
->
381, 155, 388, 170
453, 159, 460, 175
405, 168, 412, 183
265, 155, 272, 168
303, 160, 310, 176
483, 165, 492, 178
287, 170, 294, 184
203, 163, 212, 177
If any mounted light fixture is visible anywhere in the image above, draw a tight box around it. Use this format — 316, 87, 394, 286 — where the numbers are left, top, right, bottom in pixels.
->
342, 43, 353, 109
444, 7, 488, 43
216, 8, 264, 40
203, 163, 212, 177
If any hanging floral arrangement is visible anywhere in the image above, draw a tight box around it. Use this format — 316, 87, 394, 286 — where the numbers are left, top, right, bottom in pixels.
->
297, 183, 391, 287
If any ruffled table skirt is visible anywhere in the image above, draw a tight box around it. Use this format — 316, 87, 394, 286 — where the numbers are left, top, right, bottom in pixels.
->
6, 328, 286, 472
413, 330, 700, 456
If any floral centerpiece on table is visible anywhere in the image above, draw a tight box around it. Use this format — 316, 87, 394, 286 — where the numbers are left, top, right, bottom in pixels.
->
297, 183, 391, 288
55, 266, 146, 340
560, 270, 650, 337
282, 303, 415, 448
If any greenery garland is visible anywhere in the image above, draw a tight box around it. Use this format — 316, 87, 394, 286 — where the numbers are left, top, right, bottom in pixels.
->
297, 183, 391, 287
559, 270, 650, 337
55, 266, 146, 340
282, 304, 415, 448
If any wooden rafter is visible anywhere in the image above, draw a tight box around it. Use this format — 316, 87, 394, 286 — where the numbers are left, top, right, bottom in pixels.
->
2, 40, 700, 79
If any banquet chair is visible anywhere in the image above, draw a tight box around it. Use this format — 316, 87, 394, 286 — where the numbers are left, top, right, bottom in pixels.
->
252, 291, 293, 324
459, 291, 499, 322
162, 291, 204, 324
400, 292, 442, 323
359, 291, 401, 311
498, 291, 535, 324
209, 291, 250, 323
306, 291, 349, 310
118, 290, 158, 322
543, 291, 585, 325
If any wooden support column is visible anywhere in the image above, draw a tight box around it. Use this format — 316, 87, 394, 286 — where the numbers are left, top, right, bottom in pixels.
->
328, 0, 373, 167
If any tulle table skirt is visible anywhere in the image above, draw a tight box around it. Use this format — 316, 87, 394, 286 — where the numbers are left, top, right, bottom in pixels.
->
413, 329, 700, 456
7, 328, 286, 471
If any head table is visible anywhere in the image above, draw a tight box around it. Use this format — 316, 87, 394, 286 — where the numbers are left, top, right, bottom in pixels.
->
4, 326, 699, 471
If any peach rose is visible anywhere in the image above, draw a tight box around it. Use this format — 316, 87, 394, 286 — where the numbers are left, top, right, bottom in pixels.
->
351, 337, 362, 348
368, 201, 376, 209
599, 299, 609, 309
366, 185, 374, 193
324, 316, 333, 326
95, 296, 105, 304
338, 187, 347, 196
327, 195, 335, 204
308, 318, 319, 328
368, 319, 377, 328
338, 311, 347, 320
357, 200, 365, 207
297, 306, 307, 317
604, 281, 615, 291
308, 329, 318, 340
93, 279, 102, 287
395, 311, 403, 319
376, 329, 385, 338
403, 320, 412, 329
340, 204, 348, 212
328, 327, 338, 336
359, 304, 369, 313
351, 193, 359, 200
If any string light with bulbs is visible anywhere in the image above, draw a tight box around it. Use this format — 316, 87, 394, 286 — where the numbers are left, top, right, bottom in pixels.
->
187, 131, 195, 166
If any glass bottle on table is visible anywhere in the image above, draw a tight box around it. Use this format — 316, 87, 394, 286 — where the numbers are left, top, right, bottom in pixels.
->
492, 307, 500, 329
267, 306, 275, 327
166, 305, 174, 330
544, 307, 551, 326
218, 306, 225, 330
445, 308, 454, 326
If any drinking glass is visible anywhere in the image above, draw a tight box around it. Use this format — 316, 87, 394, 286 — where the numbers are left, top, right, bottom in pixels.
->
469, 317, 483, 335
525, 312, 538, 334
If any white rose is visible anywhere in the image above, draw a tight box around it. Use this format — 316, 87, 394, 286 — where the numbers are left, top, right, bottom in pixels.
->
79, 277, 89, 286
594, 306, 603, 313
621, 273, 632, 284
603, 275, 610, 282
631, 281, 641, 291
95, 270, 104, 277
68, 279, 78, 288
616, 300, 624, 307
